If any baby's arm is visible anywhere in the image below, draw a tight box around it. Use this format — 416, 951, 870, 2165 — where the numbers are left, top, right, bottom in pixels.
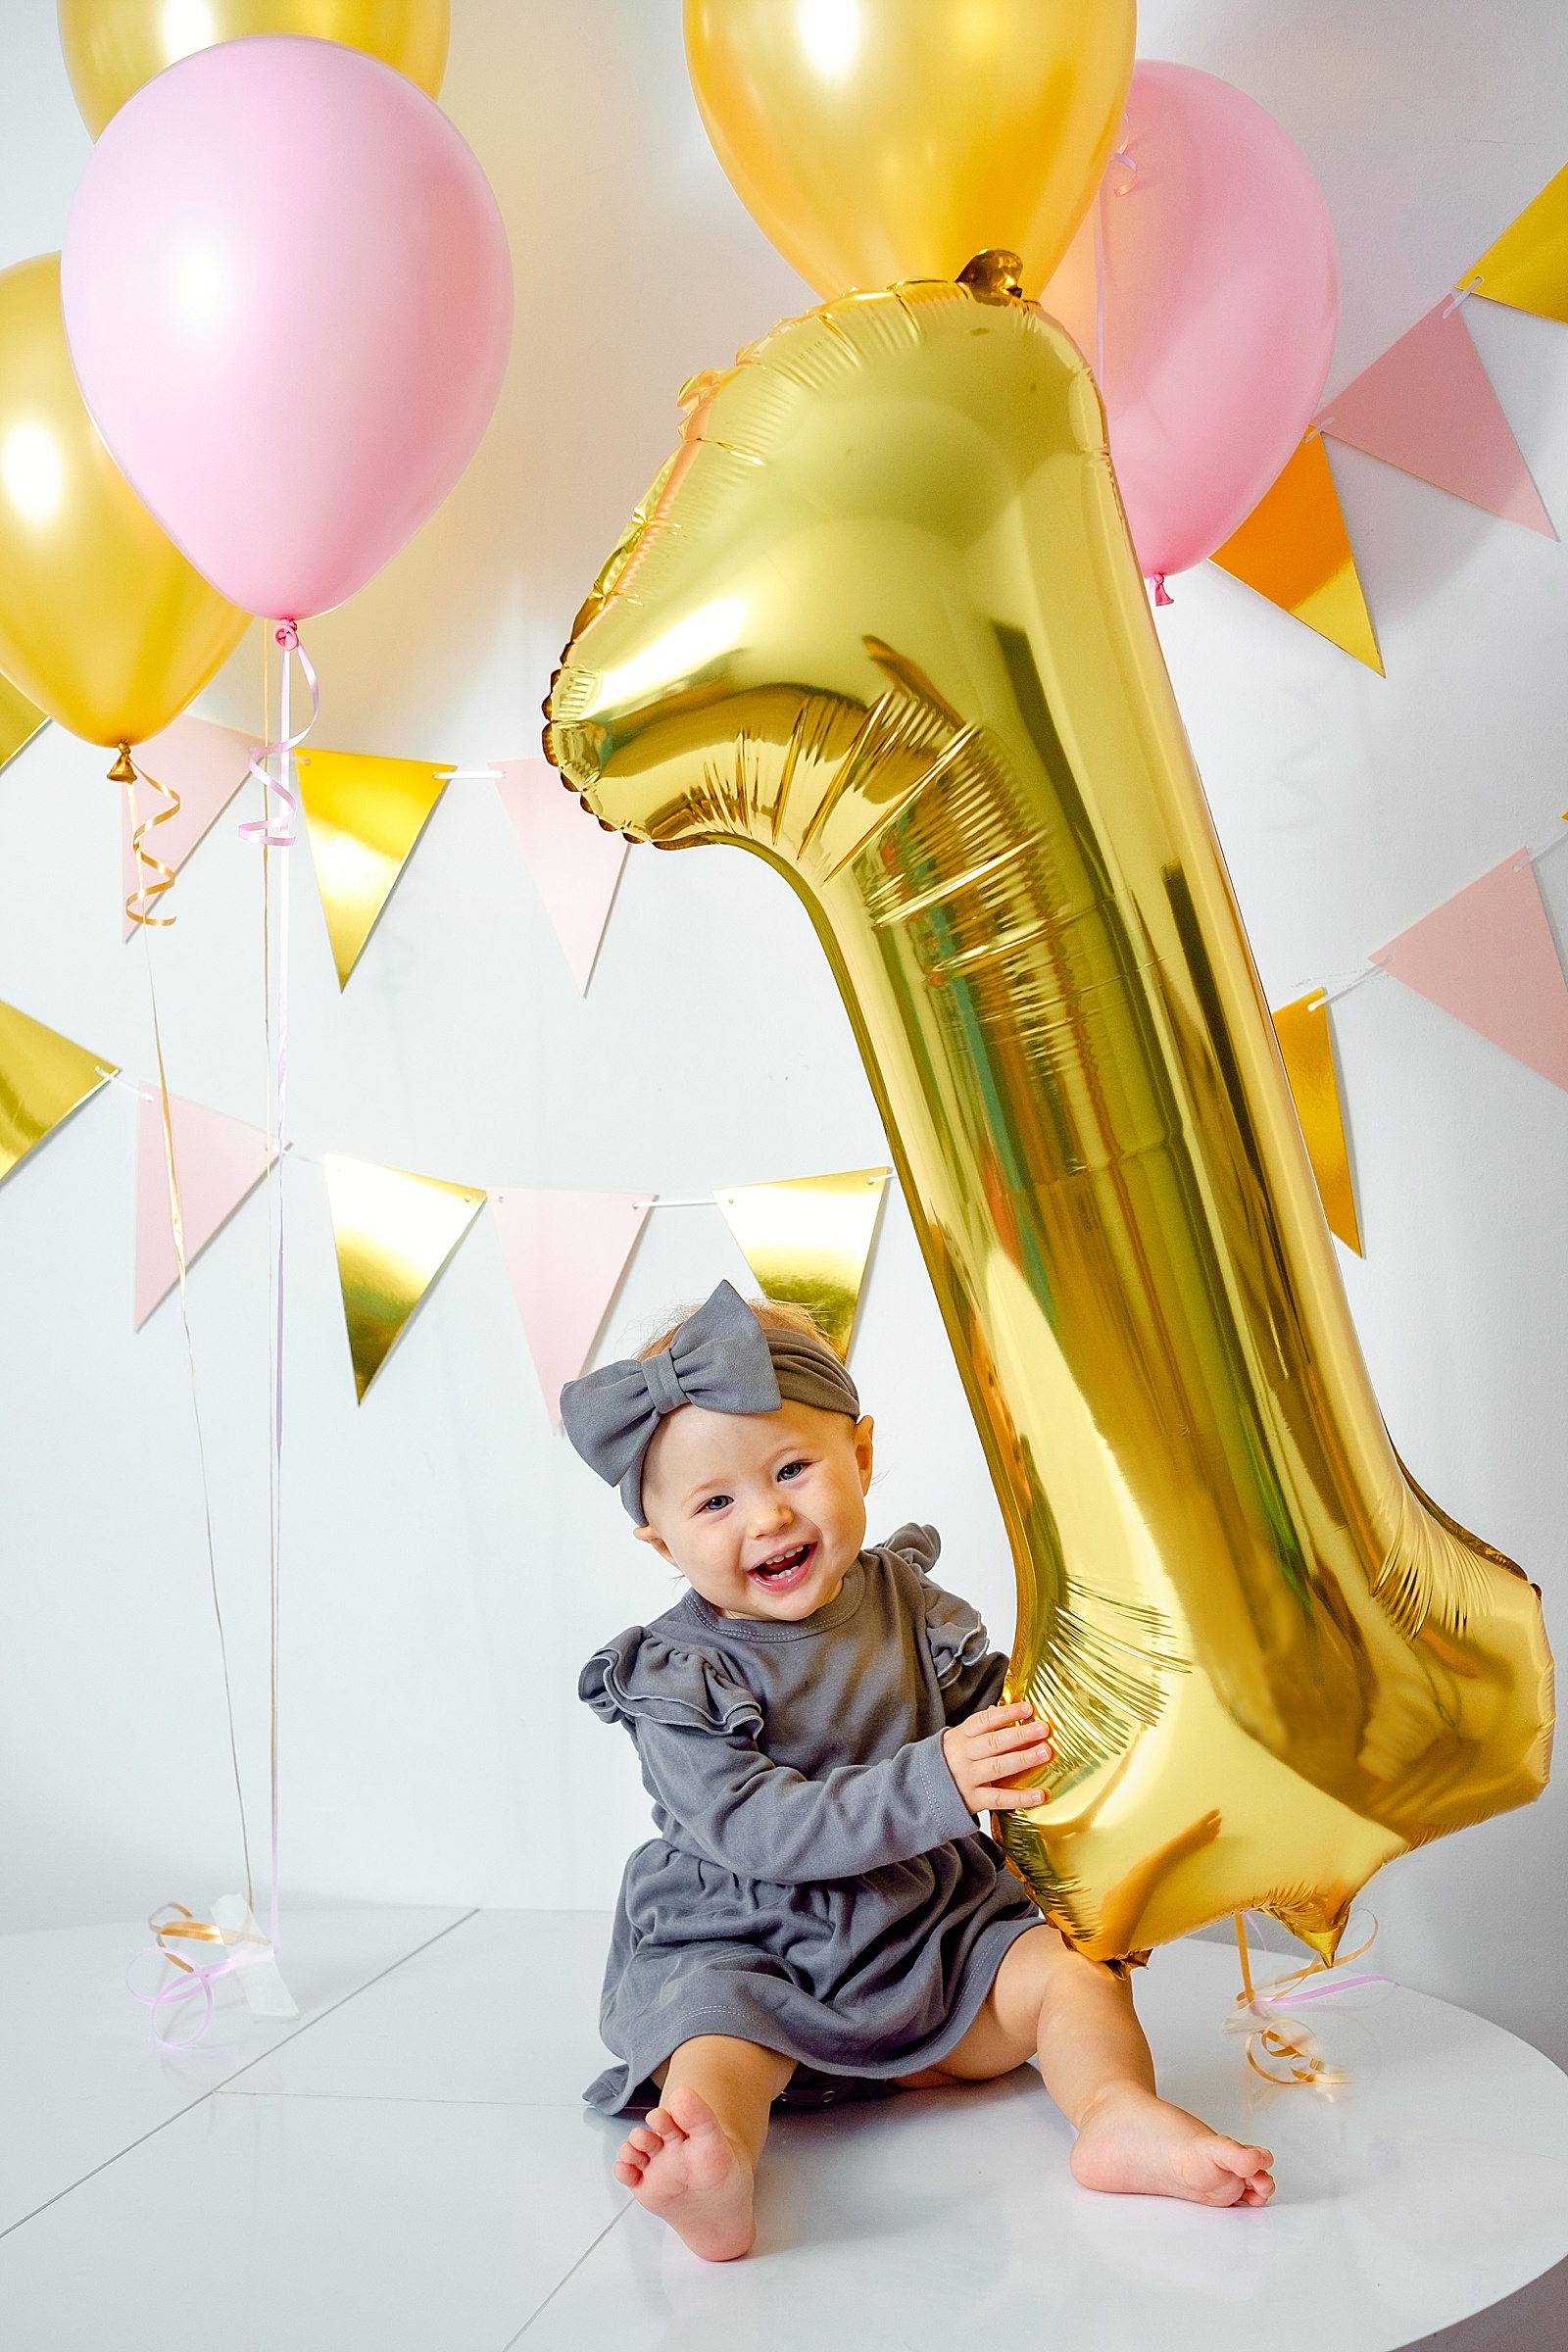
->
634, 1714, 1041, 1885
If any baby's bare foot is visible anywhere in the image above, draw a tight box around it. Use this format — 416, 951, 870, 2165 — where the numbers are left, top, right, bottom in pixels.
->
612, 2085, 757, 2260
1070, 2082, 1275, 2207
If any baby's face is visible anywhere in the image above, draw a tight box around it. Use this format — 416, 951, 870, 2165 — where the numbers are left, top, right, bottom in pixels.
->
635, 1397, 874, 1621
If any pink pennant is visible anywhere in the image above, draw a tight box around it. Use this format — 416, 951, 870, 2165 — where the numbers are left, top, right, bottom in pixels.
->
1315, 300, 1554, 537
121, 714, 259, 939
1371, 852, 1568, 1092
494, 759, 629, 993
134, 1088, 276, 1328
489, 1188, 651, 1426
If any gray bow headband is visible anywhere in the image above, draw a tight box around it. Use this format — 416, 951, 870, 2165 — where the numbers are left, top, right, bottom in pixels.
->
560, 1279, 860, 1522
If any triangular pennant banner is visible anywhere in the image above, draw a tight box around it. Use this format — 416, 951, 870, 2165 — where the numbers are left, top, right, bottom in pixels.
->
715, 1168, 890, 1359
0, 999, 117, 1186
1271, 992, 1362, 1255
1371, 852, 1568, 1092
134, 1088, 276, 1328
324, 1154, 485, 1401
120, 714, 258, 940
296, 752, 454, 989
1211, 437, 1384, 674
1459, 161, 1568, 325
1315, 300, 1552, 538
0, 672, 47, 775
494, 759, 629, 994
489, 1188, 651, 1425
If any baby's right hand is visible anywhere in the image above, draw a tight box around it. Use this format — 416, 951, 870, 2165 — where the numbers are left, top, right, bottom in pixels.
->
942, 1701, 1055, 1818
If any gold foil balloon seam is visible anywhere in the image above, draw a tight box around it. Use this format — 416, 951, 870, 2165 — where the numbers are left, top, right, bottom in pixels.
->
545, 277, 1551, 1966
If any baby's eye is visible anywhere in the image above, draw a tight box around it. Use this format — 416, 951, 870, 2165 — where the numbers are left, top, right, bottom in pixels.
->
777, 1459, 808, 1483
697, 1493, 732, 1514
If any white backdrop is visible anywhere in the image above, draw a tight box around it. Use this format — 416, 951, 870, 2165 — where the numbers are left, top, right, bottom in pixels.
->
1, 1, 1565, 2064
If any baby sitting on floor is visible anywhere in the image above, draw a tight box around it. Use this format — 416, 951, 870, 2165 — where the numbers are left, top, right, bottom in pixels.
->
563, 1282, 1274, 2261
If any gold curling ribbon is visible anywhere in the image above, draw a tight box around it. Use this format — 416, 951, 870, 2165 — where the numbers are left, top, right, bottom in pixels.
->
1229, 1911, 1383, 2088
149, 1900, 266, 1976
116, 744, 182, 930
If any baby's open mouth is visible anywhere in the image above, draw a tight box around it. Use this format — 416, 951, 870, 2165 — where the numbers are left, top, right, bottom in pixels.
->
747, 1542, 815, 1592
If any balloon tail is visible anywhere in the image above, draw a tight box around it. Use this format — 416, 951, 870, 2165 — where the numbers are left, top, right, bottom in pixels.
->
1152, 573, 1173, 606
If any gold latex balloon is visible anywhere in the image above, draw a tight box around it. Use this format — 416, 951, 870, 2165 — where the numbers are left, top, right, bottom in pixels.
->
0, 256, 249, 751
58, 0, 450, 137
684, 0, 1135, 297
545, 271, 1553, 1966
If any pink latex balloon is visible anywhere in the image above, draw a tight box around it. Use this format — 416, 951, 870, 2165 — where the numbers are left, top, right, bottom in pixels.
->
61, 35, 512, 620
1044, 62, 1338, 584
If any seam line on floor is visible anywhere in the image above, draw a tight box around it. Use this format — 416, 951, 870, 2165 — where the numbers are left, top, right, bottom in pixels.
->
0, 1906, 482, 2242
501, 2201, 633, 2345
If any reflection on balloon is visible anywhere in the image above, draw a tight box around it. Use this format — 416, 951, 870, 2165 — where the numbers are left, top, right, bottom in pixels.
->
545, 277, 1552, 1964
684, 0, 1135, 297
0, 254, 248, 751
58, 0, 450, 136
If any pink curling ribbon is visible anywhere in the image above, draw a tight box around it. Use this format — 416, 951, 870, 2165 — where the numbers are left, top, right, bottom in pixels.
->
242, 620, 318, 1985
129, 1903, 270, 2050
1229, 1911, 1394, 2088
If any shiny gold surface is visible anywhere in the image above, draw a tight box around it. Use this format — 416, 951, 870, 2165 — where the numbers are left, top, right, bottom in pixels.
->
715, 1167, 889, 1358
684, 0, 1133, 298
1272, 990, 1362, 1257
0, 256, 249, 749
0, 671, 47, 773
324, 1152, 484, 1401
295, 750, 453, 988
0, 997, 117, 1184
545, 280, 1553, 1963
59, 0, 449, 137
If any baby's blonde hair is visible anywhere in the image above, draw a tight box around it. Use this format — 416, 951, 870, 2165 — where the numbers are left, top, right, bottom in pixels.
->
637, 1296, 831, 1360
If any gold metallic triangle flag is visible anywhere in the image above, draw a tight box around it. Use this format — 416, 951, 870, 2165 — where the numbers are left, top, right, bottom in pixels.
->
1211, 437, 1384, 674
0, 998, 117, 1185
1458, 162, 1568, 324
295, 751, 454, 989
1271, 991, 1362, 1255
714, 1167, 890, 1359
0, 672, 47, 774
324, 1153, 485, 1401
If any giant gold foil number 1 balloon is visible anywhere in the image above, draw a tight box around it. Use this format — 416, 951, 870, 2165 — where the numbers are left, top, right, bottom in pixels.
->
547, 273, 1553, 1964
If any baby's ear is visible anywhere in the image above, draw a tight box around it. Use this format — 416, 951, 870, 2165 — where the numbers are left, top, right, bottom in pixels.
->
634, 1523, 675, 1563
854, 1414, 875, 1494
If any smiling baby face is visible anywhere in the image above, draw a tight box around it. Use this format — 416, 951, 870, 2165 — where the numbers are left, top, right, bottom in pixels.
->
634, 1396, 874, 1621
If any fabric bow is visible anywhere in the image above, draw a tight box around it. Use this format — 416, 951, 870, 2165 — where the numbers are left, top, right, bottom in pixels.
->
561, 1280, 782, 1522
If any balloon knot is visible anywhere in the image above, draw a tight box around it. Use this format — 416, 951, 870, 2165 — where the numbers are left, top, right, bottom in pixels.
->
957, 250, 1027, 305
107, 743, 137, 784
274, 620, 300, 651
1152, 574, 1173, 607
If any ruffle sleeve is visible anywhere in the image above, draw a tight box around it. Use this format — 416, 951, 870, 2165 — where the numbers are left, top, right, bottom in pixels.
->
880, 1523, 993, 1691
578, 1627, 764, 1736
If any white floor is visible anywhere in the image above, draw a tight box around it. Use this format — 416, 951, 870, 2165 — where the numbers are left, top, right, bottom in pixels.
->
1, 1909, 1565, 2350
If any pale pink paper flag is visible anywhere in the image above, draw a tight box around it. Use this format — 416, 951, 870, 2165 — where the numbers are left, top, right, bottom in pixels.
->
489, 1188, 651, 1426
1315, 301, 1554, 536
494, 759, 629, 993
1371, 852, 1568, 1091
134, 1088, 276, 1327
121, 715, 259, 939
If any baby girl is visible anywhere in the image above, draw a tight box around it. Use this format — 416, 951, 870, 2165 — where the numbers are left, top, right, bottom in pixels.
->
564, 1282, 1273, 2262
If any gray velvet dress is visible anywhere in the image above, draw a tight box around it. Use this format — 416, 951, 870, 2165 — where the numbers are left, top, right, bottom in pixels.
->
579, 1524, 1043, 2114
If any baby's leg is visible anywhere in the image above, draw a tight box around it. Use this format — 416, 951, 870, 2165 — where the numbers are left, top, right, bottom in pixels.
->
613, 2034, 795, 2261
906, 1925, 1275, 2208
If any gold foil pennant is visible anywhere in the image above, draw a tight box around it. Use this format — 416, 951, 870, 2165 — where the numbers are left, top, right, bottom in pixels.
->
715, 1168, 890, 1359
0, 672, 47, 774
1272, 991, 1362, 1255
1212, 436, 1384, 674
1459, 161, 1568, 324
295, 751, 454, 988
0, 998, 116, 1184
324, 1152, 484, 1401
